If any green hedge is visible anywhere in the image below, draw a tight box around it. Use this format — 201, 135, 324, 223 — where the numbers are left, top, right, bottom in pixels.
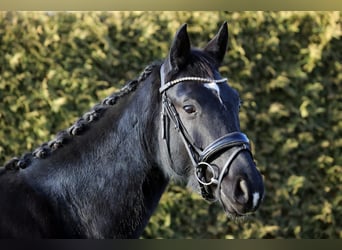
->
0, 11, 341, 238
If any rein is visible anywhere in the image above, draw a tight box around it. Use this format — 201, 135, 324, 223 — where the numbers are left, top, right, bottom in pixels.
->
159, 64, 252, 204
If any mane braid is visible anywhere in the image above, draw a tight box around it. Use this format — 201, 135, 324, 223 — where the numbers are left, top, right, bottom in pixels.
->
3, 63, 158, 171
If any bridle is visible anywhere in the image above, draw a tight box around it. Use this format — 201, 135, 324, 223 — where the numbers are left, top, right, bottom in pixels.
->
159, 64, 253, 205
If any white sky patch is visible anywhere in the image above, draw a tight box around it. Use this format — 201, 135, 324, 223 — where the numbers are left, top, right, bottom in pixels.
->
204, 82, 223, 104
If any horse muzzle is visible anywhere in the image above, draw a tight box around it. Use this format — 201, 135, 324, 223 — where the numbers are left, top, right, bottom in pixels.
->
195, 132, 264, 216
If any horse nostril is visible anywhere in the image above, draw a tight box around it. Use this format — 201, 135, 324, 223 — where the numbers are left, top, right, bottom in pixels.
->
239, 179, 249, 201
234, 179, 250, 205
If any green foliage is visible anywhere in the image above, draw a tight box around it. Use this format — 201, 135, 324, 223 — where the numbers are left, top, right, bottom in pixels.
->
0, 11, 341, 238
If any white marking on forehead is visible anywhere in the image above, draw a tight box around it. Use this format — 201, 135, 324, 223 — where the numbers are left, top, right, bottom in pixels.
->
204, 82, 223, 104
252, 192, 260, 209
205, 82, 220, 94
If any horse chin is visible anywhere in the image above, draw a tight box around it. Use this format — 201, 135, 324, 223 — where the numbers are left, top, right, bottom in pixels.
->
219, 190, 250, 222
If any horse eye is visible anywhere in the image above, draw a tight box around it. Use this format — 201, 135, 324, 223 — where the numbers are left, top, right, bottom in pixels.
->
183, 105, 196, 114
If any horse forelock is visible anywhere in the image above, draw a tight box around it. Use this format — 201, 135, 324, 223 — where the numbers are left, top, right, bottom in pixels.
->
186, 49, 217, 78
3, 63, 159, 171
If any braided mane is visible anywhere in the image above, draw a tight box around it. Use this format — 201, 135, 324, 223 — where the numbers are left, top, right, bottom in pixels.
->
3, 63, 158, 171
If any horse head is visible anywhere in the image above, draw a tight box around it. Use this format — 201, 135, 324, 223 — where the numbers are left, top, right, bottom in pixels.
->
159, 22, 264, 218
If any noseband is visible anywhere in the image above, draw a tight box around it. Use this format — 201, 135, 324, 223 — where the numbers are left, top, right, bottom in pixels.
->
160, 65, 252, 202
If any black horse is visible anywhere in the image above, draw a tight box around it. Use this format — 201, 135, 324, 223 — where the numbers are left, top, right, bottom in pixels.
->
0, 22, 264, 238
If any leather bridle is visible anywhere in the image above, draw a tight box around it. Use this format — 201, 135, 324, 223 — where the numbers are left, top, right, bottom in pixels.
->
160, 65, 252, 204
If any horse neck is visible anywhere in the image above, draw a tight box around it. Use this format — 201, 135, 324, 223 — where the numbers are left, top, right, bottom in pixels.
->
20, 72, 169, 238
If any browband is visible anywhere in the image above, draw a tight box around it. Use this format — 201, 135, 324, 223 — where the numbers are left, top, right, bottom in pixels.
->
159, 77, 228, 93
159, 63, 227, 93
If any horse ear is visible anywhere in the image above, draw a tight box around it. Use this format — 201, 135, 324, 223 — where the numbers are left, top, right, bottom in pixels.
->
166, 23, 191, 72
204, 21, 228, 66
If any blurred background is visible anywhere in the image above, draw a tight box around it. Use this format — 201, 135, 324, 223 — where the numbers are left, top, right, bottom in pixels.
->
0, 11, 341, 238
